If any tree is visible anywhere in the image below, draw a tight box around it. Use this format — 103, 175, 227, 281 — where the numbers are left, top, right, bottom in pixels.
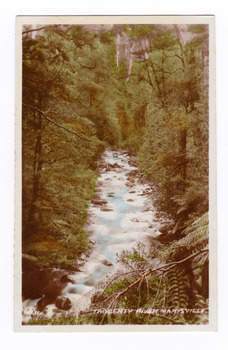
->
125, 28, 209, 229
22, 26, 124, 266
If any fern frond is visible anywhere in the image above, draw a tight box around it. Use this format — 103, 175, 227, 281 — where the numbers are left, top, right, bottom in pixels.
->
166, 213, 209, 261
166, 266, 189, 308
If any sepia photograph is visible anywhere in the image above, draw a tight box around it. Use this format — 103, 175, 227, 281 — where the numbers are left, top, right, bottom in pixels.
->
15, 15, 216, 331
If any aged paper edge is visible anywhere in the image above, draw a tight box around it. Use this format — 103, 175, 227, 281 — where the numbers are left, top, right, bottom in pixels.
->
14, 15, 216, 332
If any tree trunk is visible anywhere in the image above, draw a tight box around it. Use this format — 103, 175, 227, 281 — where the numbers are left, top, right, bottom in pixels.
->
24, 100, 43, 238
180, 128, 187, 193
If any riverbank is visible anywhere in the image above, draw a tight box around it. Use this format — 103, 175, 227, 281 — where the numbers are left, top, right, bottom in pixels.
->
22, 148, 174, 324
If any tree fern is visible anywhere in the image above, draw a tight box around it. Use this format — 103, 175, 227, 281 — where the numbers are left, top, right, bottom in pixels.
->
166, 266, 189, 308
166, 213, 208, 261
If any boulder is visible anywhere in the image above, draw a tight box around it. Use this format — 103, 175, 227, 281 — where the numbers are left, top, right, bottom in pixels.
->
102, 259, 113, 266
107, 192, 114, 197
22, 255, 72, 300
55, 296, 72, 310
91, 198, 108, 206
36, 295, 54, 311
100, 208, 113, 212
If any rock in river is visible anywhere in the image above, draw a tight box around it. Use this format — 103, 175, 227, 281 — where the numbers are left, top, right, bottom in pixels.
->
55, 296, 72, 310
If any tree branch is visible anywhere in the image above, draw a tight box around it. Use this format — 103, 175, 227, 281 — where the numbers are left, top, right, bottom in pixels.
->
146, 68, 153, 88
105, 248, 208, 304
22, 103, 93, 142
153, 62, 184, 74
22, 25, 60, 35
141, 68, 157, 91
79, 63, 96, 70
47, 47, 79, 61
165, 53, 185, 68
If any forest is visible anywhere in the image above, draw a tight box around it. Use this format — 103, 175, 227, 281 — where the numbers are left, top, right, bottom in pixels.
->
22, 23, 209, 325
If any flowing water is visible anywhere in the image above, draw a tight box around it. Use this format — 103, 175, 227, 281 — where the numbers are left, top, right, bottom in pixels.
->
23, 149, 166, 321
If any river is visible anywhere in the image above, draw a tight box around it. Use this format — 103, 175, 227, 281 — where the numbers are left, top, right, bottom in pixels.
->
22, 148, 172, 322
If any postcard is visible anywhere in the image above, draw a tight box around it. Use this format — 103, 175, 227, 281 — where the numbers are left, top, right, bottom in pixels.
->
15, 15, 216, 332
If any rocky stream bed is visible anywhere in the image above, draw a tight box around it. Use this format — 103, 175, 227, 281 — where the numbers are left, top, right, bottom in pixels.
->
22, 148, 174, 324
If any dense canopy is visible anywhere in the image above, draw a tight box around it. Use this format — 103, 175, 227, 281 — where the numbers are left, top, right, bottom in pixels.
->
22, 23, 209, 325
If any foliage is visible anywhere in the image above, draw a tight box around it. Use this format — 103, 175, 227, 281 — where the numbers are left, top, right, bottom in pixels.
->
125, 254, 147, 262
124, 25, 156, 37
127, 29, 209, 230
22, 24, 210, 325
22, 26, 121, 266
103, 278, 133, 296
91, 213, 209, 325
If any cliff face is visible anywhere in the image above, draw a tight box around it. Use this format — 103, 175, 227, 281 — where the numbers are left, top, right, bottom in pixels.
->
113, 24, 209, 82
114, 32, 151, 82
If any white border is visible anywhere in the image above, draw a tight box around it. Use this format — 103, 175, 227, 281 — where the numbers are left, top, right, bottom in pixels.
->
14, 15, 216, 333
2, 0, 228, 349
